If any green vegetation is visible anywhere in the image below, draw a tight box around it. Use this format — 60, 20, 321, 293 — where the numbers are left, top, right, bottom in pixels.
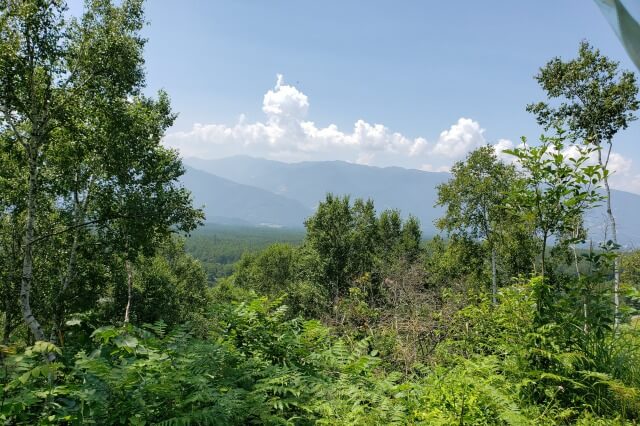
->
2, 1, 640, 424
527, 40, 640, 325
185, 224, 305, 282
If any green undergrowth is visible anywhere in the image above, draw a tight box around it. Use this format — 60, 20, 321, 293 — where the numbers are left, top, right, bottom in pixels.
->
2, 281, 638, 425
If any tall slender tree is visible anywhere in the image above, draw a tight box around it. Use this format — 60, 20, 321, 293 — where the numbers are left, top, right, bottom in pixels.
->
505, 133, 604, 317
527, 41, 639, 326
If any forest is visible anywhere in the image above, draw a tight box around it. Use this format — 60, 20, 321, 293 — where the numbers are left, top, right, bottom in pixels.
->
2, 0, 640, 424
185, 224, 305, 283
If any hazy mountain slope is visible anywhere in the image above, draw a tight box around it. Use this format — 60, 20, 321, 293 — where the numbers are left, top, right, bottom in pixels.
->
184, 156, 449, 232
180, 166, 312, 227
587, 189, 640, 247
183, 156, 640, 246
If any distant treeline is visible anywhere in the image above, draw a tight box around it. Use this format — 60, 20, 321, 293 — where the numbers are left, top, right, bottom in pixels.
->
185, 224, 305, 281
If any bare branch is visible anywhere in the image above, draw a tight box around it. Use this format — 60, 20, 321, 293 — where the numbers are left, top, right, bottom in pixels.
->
0, 106, 27, 148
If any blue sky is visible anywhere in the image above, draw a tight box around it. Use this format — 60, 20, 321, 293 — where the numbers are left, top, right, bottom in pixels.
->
69, 0, 640, 193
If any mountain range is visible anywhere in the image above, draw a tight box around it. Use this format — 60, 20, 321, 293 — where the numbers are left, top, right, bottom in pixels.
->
181, 155, 640, 247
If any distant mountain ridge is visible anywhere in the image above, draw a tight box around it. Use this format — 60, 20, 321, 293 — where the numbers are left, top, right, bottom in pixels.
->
184, 156, 450, 229
185, 156, 450, 208
180, 166, 312, 228
182, 156, 640, 246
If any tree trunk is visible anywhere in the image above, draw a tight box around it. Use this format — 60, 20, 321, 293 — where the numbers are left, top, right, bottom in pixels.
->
583, 296, 589, 334
598, 143, 620, 328
572, 219, 582, 278
3, 311, 13, 345
50, 186, 90, 344
605, 178, 620, 328
541, 233, 547, 283
19, 153, 46, 342
50, 228, 80, 344
539, 232, 548, 316
574, 240, 588, 333
124, 259, 133, 323
491, 247, 497, 305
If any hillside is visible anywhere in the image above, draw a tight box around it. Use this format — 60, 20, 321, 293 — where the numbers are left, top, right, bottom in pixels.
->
184, 156, 448, 231
184, 156, 640, 246
180, 166, 312, 228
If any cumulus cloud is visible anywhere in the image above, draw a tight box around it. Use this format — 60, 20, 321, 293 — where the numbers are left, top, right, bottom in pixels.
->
493, 138, 518, 164
163, 75, 640, 194
164, 75, 483, 170
432, 118, 485, 158
604, 153, 639, 193
263, 74, 308, 120
608, 152, 633, 175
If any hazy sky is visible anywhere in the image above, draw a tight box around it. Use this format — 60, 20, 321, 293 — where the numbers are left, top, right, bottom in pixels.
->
69, 1, 640, 193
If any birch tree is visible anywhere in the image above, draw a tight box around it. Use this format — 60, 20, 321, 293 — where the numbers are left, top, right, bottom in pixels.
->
0, 0, 202, 342
527, 41, 639, 326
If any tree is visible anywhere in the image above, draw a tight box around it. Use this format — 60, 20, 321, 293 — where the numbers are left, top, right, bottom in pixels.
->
304, 194, 356, 302
0, 0, 202, 342
304, 194, 423, 303
378, 210, 422, 266
379, 209, 402, 258
505, 133, 604, 316
436, 145, 520, 303
232, 242, 326, 317
0, 133, 26, 342
423, 234, 487, 292
351, 198, 380, 278
527, 40, 639, 325
234, 243, 298, 295
400, 215, 422, 263
108, 237, 210, 329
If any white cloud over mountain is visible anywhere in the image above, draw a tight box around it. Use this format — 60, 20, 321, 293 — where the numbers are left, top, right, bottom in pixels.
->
164, 75, 481, 170
432, 119, 485, 158
164, 75, 640, 194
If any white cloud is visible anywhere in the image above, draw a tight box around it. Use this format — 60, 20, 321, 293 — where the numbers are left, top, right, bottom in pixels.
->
606, 153, 639, 193
432, 118, 485, 158
490, 138, 640, 194
164, 75, 640, 195
262, 74, 309, 121
420, 164, 450, 172
493, 138, 517, 163
164, 75, 481, 170
554, 145, 636, 192
608, 152, 632, 175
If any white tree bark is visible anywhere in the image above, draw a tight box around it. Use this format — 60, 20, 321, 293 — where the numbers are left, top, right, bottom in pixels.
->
20, 151, 46, 341
124, 259, 133, 323
599, 143, 620, 328
491, 247, 497, 305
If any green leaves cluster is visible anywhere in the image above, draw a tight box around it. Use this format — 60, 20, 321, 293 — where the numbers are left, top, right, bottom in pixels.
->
436, 145, 536, 302
527, 40, 639, 145
5, 280, 638, 425
0, 0, 203, 343
304, 194, 421, 302
229, 194, 423, 318
505, 133, 604, 281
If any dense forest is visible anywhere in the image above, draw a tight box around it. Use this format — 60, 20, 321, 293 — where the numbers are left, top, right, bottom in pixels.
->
185, 224, 305, 282
3, 0, 640, 424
